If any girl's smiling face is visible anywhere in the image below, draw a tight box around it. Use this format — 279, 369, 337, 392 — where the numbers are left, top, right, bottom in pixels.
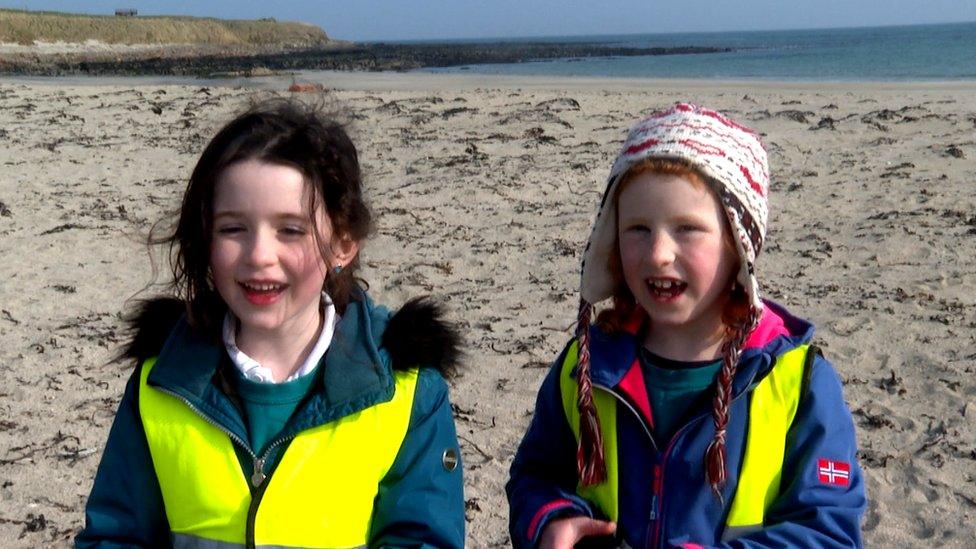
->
617, 170, 738, 352
210, 159, 356, 337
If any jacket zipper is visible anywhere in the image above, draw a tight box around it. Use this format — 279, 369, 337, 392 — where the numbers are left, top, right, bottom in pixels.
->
648, 465, 661, 521
248, 434, 296, 487
155, 386, 304, 548
593, 383, 657, 451
155, 386, 258, 466
593, 383, 659, 548
243, 433, 302, 548
596, 368, 760, 549
655, 371, 760, 549
650, 430, 682, 548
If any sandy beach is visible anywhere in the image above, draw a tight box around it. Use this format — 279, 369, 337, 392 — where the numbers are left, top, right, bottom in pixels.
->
1, 73, 974, 546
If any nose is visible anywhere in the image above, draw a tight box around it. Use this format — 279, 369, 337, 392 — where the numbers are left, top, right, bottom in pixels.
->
648, 229, 676, 267
245, 229, 277, 267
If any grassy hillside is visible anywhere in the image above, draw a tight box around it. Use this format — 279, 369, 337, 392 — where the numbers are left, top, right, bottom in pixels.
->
0, 9, 330, 47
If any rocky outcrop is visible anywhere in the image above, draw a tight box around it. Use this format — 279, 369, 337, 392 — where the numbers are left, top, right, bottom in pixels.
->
0, 41, 732, 76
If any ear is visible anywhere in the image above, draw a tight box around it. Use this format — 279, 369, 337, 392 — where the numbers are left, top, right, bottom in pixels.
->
330, 235, 360, 268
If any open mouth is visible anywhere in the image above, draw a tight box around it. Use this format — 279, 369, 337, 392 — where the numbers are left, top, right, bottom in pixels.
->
238, 281, 287, 305
647, 278, 687, 300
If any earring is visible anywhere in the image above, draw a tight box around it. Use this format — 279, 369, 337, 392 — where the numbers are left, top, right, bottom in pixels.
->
332, 264, 343, 275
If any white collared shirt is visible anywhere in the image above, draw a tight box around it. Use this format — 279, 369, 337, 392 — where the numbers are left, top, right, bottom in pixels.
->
222, 293, 338, 384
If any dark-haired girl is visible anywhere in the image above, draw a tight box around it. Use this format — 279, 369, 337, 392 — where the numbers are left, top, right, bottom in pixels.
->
78, 99, 464, 548
507, 104, 865, 548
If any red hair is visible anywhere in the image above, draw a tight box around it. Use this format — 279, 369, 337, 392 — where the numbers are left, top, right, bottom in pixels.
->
596, 158, 749, 332
590, 157, 752, 497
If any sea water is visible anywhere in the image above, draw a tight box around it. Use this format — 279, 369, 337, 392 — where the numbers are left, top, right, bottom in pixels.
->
418, 22, 976, 81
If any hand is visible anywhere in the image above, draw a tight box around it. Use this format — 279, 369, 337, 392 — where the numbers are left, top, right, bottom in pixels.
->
538, 516, 617, 549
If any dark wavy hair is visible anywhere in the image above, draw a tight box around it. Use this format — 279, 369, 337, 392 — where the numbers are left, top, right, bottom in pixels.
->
151, 98, 372, 337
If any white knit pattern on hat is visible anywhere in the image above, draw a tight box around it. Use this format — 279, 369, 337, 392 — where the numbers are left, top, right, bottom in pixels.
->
580, 102, 770, 316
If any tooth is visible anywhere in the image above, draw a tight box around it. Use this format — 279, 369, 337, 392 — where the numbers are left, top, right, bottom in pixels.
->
245, 282, 280, 291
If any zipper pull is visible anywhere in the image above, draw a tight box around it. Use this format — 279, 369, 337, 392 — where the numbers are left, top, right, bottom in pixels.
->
251, 457, 266, 487
649, 464, 662, 520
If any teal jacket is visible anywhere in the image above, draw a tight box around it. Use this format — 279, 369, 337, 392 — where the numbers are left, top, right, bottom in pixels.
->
77, 289, 464, 548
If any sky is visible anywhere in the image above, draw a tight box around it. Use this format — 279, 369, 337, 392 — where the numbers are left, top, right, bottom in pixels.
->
3, 1, 976, 41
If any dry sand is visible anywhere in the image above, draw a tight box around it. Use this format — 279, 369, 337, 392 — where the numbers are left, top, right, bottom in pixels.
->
1, 73, 975, 546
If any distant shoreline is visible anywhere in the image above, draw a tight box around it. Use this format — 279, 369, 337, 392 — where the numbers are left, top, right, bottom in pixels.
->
0, 41, 731, 77
4, 15, 972, 80
8, 71, 976, 92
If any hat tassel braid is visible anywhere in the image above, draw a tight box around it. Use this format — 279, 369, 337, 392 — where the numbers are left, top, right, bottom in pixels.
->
575, 300, 607, 486
704, 309, 759, 500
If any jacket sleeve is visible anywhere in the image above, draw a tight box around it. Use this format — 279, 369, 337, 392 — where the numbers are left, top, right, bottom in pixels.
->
506, 347, 596, 549
369, 368, 465, 549
75, 364, 169, 548
705, 354, 866, 549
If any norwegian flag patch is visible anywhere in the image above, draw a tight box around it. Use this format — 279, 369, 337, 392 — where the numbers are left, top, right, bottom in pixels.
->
817, 459, 851, 487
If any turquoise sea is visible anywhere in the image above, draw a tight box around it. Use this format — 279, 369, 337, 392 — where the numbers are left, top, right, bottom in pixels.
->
419, 22, 976, 80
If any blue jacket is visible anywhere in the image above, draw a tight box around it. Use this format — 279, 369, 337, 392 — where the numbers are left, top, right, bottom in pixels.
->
507, 301, 865, 548
77, 290, 465, 548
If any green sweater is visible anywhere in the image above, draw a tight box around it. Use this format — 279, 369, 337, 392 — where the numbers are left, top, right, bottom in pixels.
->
639, 348, 722, 445
228, 364, 321, 455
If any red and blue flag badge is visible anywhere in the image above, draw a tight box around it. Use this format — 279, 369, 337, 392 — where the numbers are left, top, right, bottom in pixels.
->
817, 458, 851, 487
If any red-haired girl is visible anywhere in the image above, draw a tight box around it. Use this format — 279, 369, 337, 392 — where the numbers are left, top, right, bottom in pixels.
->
508, 103, 865, 548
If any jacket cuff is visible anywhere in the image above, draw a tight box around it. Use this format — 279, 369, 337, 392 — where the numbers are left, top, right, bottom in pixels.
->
527, 497, 591, 545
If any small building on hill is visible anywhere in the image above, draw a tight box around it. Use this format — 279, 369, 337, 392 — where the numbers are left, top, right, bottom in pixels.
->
115, 9, 138, 17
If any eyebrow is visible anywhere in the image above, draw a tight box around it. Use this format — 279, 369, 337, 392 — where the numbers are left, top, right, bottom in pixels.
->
670, 213, 712, 225
213, 211, 310, 223
618, 212, 713, 226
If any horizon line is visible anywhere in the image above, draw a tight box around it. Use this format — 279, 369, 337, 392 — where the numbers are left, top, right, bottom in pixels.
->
350, 19, 976, 44
2, 6, 972, 45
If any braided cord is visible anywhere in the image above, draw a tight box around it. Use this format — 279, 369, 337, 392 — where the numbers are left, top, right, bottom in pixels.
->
704, 308, 759, 499
575, 299, 607, 486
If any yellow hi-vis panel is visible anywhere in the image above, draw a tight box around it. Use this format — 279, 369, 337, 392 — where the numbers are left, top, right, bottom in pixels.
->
724, 344, 808, 531
559, 341, 620, 522
256, 368, 417, 547
139, 358, 250, 543
139, 358, 418, 547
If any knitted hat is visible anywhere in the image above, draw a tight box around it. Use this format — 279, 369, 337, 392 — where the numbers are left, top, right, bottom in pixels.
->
573, 103, 770, 490
581, 102, 769, 316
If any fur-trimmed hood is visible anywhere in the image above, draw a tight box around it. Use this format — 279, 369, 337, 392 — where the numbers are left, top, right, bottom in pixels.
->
119, 292, 462, 379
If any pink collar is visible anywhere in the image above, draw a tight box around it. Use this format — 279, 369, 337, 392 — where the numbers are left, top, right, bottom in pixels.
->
744, 307, 789, 349
618, 304, 789, 350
